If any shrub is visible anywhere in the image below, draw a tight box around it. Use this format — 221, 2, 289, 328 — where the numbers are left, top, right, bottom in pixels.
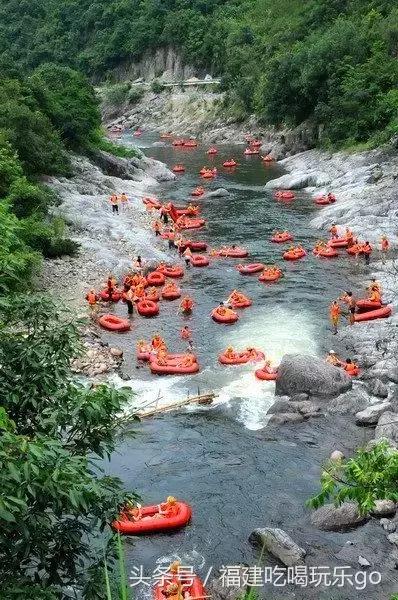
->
151, 79, 165, 94
104, 83, 131, 106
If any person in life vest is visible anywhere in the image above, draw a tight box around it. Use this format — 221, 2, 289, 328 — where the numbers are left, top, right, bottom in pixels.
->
369, 278, 382, 295
152, 334, 166, 351
329, 300, 341, 334
179, 352, 196, 368
133, 283, 145, 302
327, 192, 335, 203
157, 497, 179, 518
168, 228, 176, 250
182, 246, 193, 267
361, 241, 372, 265
224, 346, 236, 359
262, 359, 277, 374
160, 205, 169, 225
345, 227, 354, 246
369, 287, 382, 303
380, 235, 390, 264
161, 582, 182, 600
153, 220, 162, 236
180, 325, 192, 341
120, 192, 128, 210
325, 350, 342, 366
180, 296, 193, 313
340, 291, 356, 325
110, 194, 119, 214
125, 501, 142, 522
156, 347, 168, 365
329, 224, 338, 238
344, 358, 358, 376
85, 289, 97, 312
106, 275, 116, 298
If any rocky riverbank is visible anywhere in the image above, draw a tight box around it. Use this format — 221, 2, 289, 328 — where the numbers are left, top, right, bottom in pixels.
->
40, 150, 175, 378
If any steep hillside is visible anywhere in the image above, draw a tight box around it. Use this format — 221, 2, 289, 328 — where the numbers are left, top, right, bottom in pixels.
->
0, 0, 397, 147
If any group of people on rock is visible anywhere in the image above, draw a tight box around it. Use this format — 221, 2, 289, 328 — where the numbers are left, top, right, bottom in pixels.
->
326, 351, 358, 376
329, 278, 382, 333
329, 224, 390, 265
109, 192, 129, 214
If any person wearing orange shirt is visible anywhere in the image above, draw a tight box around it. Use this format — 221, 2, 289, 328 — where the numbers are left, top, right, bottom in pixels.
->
85, 289, 97, 313
329, 224, 338, 238
329, 300, 341, 334
380, 235, 390, 264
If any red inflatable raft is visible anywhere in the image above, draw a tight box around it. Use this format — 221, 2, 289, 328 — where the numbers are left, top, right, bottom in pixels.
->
229, 295, 252, 309
154, 575, 205, 600
137, 299, 159, 317
191, 254, 209, 267
177, 218, 206, 230
212, 247, 248, 258
244, 148, 260, 155
211, 307, 239, 324
162, 286, 181, 300
283, 248, 306, 260
146, 271, 166, 286
313, 247, 339, 258
150, 354, 199, 375
255, 367, 278, 381
219, 349, 264, 365
113, 500, 192, 535
191, 187, 204, 197
347, 244, 371, 256
207, 147, 218, 155
328, 238, 349, 248
180, 241, 207, 252
136, 343, 152, 361
259, 269, 282, 282
223, 160, 237, 167
172, 164, 185, 173
172, 139, 184, 146
354, 306, 392, 322
99, 314, 130, 333
236, 263, 265, 275
174, 206, 200, 217
157, 265, 184, 278
274, 190, 295, 200
144, 289, 160, 302
271, 232, 293, 243
356, 299, 382, 312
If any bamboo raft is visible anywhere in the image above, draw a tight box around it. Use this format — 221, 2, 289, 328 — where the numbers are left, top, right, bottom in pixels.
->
137, 392, 216, 418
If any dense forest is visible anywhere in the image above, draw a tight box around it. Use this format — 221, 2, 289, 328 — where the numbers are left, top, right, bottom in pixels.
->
0, 0, 397, 146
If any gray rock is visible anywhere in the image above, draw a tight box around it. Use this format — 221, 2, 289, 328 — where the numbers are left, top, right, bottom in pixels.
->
207, 567, 247, 600
375, 411, 398, 447
269, 412, 305, 425
387, 533, 398, 545
110, 347, 124, 358
380, 518, 396, 532
311, 502, 368, 531
267, 399, 296, 415
249, 528, 306, 566
204, 188, 230, 198
358, 556, 371, 568
328, 388, 371, 415
275, 354, 352, 398
367, 378, 389, 399
330, 450, 345, 462
371, 500, 396, 517
294, 400, 320, 415
290, 393, 309, 402
355, 402, 392, 425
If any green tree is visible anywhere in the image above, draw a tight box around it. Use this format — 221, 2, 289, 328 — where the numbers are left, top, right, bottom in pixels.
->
0, 295, 137, 597
31, 63, 101, 149
308, 441, 398, 514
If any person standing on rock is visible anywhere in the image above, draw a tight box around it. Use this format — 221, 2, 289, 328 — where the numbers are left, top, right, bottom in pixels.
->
340, 291, 356, 325
362, 240, 372, 265
85, 289, 98, 314
110, 193, 119, 214
125, 287, 135, 316
329, 300, 341, 334
120, 192, 128, 211
380, 234, 390, 264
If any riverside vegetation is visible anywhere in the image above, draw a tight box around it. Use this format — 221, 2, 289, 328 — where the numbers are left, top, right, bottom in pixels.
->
0, 0, 397, 147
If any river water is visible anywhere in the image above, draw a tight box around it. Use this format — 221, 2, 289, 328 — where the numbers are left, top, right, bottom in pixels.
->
104, 132, 379, 598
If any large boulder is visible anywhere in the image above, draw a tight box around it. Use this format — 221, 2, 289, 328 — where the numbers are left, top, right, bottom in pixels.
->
375, 411, 398, 447
275, 354, 352, 398
355, 402, 391, 425
367, 378, 389, 399
249, 528, 306, 566
328, 387, 371, 415
311, 502, 368, 531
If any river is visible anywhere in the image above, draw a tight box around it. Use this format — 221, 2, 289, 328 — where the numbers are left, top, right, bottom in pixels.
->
103, 132, 382, 599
